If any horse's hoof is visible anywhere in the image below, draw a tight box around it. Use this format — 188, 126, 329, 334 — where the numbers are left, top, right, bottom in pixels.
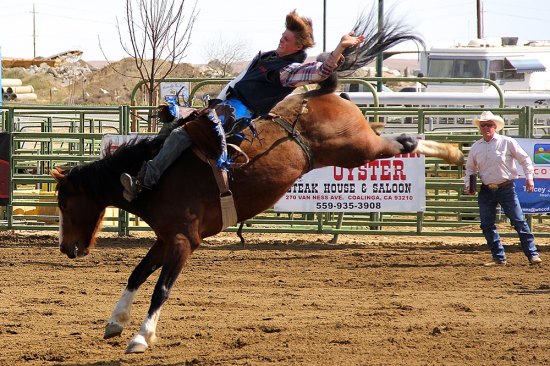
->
443, 148, 464, 165
453, 150, 465, 165
125, 340, 148, 354
396, 134, 417, 153
104, 323, 124, 339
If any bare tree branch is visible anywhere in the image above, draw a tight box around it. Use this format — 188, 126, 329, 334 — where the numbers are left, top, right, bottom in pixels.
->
99, 0, 198, 129
202, 35, 250, 77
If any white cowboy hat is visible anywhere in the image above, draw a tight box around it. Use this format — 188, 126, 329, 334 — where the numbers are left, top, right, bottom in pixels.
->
473, 111, 505, 131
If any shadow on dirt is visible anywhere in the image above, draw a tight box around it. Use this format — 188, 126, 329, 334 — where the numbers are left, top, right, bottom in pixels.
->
0, 232, 545, 256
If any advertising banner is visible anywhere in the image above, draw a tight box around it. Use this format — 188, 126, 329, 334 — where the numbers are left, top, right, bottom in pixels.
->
159, 81, 190, 103
515, 138, 550, 214
0, 132, 9, 205
274, 150, 426, 213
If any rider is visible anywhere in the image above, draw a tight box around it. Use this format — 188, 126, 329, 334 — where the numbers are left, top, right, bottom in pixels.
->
120, 9, 366, 201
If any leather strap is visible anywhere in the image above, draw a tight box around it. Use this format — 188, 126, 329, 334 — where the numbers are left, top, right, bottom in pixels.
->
268, 98, 313, 172
192, 146, 238, 230
485, 180, 513, 190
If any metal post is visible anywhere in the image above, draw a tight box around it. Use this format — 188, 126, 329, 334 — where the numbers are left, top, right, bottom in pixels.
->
476, 0, 484, 39
330, 212, 345, 243
376, 0, 384, 92
323, 0, 327, 52
6, 108, 14, 228
529, 105, 534, 138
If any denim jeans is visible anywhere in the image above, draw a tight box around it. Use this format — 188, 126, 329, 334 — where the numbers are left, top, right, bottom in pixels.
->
142, 126, 193, 188
478, 183, 539, 261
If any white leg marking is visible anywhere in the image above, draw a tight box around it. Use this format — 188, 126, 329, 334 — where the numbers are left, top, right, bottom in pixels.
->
108, 288, 137, 326
127, 308, 162, 352
414, 139, 464, 165
104, 288, 138, 339
139, 308, 161, 345
414, 139, 442, 157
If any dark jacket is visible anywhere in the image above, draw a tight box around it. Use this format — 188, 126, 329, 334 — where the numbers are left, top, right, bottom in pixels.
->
229, 50, 307, 116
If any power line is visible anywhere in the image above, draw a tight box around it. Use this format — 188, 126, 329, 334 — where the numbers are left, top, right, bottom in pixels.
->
486, 10, 548, 22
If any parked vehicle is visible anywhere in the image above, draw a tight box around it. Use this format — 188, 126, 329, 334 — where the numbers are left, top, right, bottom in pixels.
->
421, 37, 550, 93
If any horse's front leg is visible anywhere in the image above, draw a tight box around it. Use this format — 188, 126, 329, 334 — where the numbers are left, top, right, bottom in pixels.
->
104, 239, 165, 339
126, 232, 197, 354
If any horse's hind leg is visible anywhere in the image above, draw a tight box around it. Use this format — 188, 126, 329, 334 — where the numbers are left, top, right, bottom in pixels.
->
376, 135, 464, 165
374, 134, 418, 159
126, 231, 198, 354
413, 139, 464, 165
395, 134, 418, 153
104, 239, 165, 339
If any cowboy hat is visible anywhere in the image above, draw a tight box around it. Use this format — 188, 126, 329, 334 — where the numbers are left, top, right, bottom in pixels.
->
473, 111, 505, 131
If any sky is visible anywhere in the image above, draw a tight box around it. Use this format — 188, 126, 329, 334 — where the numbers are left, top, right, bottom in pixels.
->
1, 0, 550, 64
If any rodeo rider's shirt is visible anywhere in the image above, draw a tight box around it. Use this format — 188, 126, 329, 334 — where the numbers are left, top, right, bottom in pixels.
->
218, 50, 343, 116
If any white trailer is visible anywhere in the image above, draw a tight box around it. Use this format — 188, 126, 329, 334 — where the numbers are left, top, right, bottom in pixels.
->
420, 37, 550, 93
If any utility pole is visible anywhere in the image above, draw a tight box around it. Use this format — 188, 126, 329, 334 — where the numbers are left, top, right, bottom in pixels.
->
476, 0, 484, 39
376, 0, 384, 92
32, 3, 36, 59
322, 0, 326, 52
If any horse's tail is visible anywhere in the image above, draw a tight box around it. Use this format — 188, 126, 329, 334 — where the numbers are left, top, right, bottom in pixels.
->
313, 9, 423, 95
338, 9, 424, 75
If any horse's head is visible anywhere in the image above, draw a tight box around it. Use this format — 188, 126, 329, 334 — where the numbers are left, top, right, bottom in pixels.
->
51, 168, 105, 258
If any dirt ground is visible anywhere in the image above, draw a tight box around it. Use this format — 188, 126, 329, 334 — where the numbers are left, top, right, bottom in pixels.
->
0, 229, 548, 366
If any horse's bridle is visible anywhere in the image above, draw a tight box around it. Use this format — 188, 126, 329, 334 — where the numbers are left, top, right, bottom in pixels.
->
271, 98, 314, 172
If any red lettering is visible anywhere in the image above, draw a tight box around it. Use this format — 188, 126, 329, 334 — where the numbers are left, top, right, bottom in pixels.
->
368, 160, 380, 180
346, 168, 355, 181
334, 160, 407, 181
333, 167, 344, 181
392, 160, 406, 180
380, 160, 391, 180
357, 165, 368, 180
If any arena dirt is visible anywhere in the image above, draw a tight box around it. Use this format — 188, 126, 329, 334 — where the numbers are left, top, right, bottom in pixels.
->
0, 229, 548, 366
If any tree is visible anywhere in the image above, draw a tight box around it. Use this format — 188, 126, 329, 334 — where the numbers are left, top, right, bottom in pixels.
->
103, 0, 198, 130
202, 36, 250, 78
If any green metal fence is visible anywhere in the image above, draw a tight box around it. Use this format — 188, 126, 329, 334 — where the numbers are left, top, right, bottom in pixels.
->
2, 78, 550, 239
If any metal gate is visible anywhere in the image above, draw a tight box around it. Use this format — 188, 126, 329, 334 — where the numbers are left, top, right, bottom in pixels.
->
2, 79, 550, 239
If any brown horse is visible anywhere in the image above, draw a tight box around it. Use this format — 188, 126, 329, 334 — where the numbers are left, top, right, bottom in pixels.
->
50, 13, 464, 354
51, 87, 463, 353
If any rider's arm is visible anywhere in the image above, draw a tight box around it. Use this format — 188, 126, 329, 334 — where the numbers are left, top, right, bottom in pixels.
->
279, 53, 342, 87
279, 32, 365, 87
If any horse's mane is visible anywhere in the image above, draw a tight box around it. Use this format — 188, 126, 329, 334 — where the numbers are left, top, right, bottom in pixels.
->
105, 135, 166, 173
64, 135, 166, 197
312, 8, 424, 96
62, 106, 208, 196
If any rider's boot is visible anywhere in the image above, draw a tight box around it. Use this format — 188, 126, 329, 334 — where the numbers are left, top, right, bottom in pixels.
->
120, 126, 193, 202
120, 164, 149, 202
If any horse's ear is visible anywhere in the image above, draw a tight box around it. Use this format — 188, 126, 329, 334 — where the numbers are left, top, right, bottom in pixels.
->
50, 168, 66, 182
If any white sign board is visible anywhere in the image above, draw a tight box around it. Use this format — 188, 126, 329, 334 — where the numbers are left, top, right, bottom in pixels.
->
275, 151, 426, 212
159, 81, 190, 101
